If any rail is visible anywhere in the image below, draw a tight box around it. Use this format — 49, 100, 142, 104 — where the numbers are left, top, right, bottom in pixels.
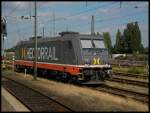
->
93, 84, 148, 104
113, 72, 149, 80
2, 76, 74, 112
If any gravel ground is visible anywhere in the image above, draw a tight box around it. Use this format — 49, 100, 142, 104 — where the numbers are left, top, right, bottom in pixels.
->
2, 70, 149, 112
105, 81, 148, 95
1, 95, 15, 112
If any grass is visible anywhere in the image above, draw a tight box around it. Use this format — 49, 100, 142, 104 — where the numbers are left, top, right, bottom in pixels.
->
2, 70, 148, 111
4, 70, 148, 111
112, 66, 148, 75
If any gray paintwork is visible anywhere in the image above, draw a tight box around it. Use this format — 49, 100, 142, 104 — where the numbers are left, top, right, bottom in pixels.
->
15, 32, 109, 65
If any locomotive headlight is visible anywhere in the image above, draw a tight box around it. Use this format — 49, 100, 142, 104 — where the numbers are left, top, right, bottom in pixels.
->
107, 70, 112, 74
106, 70, 113, 78
106, 64, 111, 67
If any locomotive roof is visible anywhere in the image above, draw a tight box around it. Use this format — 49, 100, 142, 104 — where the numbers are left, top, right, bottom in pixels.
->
16, 33, 104, 46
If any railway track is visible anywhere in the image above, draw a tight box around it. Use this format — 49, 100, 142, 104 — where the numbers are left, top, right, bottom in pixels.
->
106, 76, 148, 88
113, 72, 149, 80
2, 76, 74, 112
2, 70, 148, 108
87, 72, 149, 104
111, 63, 147, 67
110, 60, 148, 67
93, 84, 148, 104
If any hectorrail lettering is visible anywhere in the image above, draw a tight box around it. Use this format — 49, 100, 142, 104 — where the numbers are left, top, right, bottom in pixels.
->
21, 46, 58, 61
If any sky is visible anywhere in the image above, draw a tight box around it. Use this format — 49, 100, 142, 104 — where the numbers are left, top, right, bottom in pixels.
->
1, 1, 149, 49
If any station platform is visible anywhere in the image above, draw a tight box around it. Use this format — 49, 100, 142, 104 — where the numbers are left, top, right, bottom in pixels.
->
1, 87, 30, 112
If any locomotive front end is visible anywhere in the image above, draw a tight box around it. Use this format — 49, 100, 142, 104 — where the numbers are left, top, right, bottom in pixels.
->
78, 35, 113, 84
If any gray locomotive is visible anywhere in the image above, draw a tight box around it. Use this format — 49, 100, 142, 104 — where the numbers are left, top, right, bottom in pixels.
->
14, 31, 112, 84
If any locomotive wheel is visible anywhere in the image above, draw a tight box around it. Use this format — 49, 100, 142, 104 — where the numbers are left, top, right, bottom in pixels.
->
105, 70, 112, 78
99, 71, 105, 81
61, 72, 69, 82
15, 65, 21, 72
68, 76, 77, 83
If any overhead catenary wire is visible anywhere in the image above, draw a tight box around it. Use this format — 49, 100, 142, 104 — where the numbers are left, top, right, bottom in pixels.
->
6, 3, 21, 17
3, 2, 148, 50
52, 3, 147, 32
7, 2, 117, 34
55, 9, 147, 32
1, 2, 125, 21
4, 2, 6, 18
97, 19, 146, 32
29, 2, 32, 18
63, 2, 117, 19
7, 8, 148, 37
41, 2, 118, 25
6, 2, 148, 37
44, 2, 119, 34
36, 2, 118, 29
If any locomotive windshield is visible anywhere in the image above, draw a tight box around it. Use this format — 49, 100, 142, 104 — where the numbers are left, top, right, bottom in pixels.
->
80, 39, 105, 49
93, 40, 105, 48
81, 40, 93, 48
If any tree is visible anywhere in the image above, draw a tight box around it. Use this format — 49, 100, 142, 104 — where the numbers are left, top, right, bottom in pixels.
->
114, 22, 143, 54
96, 32, 102, 36
114, 29, 125, 53
139, 44, 144, 53
143, 47, 149, 54
124, 23, 134, 53
96, 32, 100, 36
103, 32, 112, 54
4, 47, 15, 52
123, 21, 143, 54
134, 21, 142, 53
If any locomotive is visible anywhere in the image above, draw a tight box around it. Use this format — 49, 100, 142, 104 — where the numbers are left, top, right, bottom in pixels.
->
14, 31, 112, 84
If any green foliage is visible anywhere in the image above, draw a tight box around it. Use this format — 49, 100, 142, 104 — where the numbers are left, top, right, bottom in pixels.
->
96, 32, 103, 37
103, 32, 112, 54
113, 66, 148, 75
114, 21, 143, 54
114, 29, 125, 53
127, 67, 142, 74
143, 47, 149, 54
96, 32, 100, 36
139, 44, 144, 54
5, 53, 13, 61
134, 22, 142, 52
124, 23, 133, 53
4, 47, 15, 52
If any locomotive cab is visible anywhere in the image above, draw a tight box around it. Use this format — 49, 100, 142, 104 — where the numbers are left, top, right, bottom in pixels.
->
59, 32, 112, 84
80, 38, 109, 65
77, 35, 112, 83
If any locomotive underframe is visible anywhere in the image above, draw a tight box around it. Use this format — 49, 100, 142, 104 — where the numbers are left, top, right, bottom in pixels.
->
14, 60, 112, 84
78, 67, 112, 83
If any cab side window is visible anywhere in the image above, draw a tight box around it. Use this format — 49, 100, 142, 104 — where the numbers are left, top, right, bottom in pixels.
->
68, 41, 72, 49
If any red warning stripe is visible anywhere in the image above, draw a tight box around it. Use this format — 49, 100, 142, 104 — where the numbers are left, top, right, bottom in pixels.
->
14, 60, 81, 76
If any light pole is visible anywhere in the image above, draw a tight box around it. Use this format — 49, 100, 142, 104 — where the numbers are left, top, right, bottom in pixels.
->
3, 35, 6, 58
2, 35, 6, 69
33, 1, 37, 80
19, 2, 37, 80
91, 15, 94, 35
53, 10, 55, 37
40, 24, 44, 38
43, 26, 44, 38
2, 17, 7, 69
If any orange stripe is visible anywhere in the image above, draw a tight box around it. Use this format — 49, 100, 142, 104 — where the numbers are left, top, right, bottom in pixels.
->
14, 60, 80, 76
